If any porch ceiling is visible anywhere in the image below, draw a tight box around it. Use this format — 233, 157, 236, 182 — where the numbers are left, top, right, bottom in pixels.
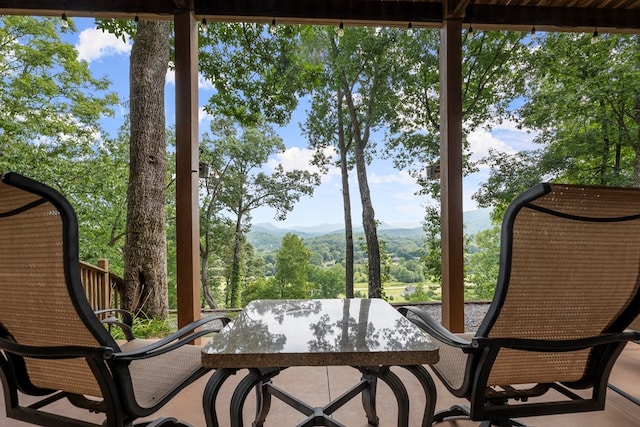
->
1, 0, 639, 32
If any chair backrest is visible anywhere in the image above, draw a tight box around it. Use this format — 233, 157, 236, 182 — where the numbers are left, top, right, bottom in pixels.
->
0, 172, 117, 398
477, 183, 640, 386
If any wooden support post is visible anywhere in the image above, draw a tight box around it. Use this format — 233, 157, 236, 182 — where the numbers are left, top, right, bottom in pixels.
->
439, 18, 465, 333
174, 9, 201, 329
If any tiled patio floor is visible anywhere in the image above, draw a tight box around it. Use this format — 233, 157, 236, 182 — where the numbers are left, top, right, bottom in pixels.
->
2, 342, 638, 426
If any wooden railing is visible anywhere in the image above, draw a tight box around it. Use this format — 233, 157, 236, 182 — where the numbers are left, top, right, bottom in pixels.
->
80, 259, 122, 310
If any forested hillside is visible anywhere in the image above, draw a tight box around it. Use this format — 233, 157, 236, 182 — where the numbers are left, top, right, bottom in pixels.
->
247, 208, 492, 270
248, 207, 492, 258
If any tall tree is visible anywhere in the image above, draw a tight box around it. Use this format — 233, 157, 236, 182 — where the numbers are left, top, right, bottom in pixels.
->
0, 15, 122, 266
476, 33, 640, 212
0, 16, 116, 153
333, 28, 400, 299
304, 83, 356, 297
202, 117, 319, 307
273, 233, 313, 299
384, 29, 527, 281
123, 20, 171, 318
305, 27, 402, 299
198, 138, 235, 309
199, 22, 321, 126
388, 30, 527, 195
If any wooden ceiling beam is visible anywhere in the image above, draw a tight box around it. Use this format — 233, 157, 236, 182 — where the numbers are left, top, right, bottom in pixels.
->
195, 0, 443, 26
1, 1, 639, 31
443, 0, 472, 19
0, 0, 177, 19
466, 4, 640, 31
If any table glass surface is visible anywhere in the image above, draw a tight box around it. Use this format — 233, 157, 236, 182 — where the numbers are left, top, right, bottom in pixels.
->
202, 298, 438, 368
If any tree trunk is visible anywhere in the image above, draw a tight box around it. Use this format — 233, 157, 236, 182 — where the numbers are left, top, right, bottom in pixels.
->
354, 137, 382, 298
201, 188, 219, 309
337, 89, 355, 298
123, 21, 171, 318
339, 79, 382, 298
600, 101, 610, 184
228, 205, 244, 308
201, 250, 217, 309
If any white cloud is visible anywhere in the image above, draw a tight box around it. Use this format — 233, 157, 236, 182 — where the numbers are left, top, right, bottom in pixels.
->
75, 28, 131, 63
198, 106, 214, 125
368, 170, 416, 186
493, 118, 522, 132
268, 146, 340, 182
199, 74, 215, 90
468, 129, 518, 164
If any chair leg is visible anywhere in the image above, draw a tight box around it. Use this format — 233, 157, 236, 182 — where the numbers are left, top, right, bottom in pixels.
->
434, 405, 527, 427
479, 419, 527, 427
137, 417, 193, 427
434, 404, 470, 422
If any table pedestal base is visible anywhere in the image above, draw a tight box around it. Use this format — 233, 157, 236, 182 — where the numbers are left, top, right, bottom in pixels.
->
203, 365, 436, 427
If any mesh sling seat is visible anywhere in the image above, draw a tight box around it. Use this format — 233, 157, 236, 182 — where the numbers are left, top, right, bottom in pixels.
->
0, 172, 230, 427
400, 183, 640, 427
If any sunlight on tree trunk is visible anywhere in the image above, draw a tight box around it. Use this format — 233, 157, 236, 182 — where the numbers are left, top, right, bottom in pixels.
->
124, 20, 170, 318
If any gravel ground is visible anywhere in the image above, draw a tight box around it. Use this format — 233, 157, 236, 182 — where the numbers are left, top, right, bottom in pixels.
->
403, 302, 490, 332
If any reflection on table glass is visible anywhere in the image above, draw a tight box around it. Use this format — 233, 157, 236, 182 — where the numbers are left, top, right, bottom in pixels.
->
204, 299, 435, 357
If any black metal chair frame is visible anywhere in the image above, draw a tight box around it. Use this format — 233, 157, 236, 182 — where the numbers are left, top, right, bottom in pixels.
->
0, 172, 230, 427
401, 182, 640, 426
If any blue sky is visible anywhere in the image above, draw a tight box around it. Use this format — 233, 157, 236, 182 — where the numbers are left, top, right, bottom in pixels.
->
68, 18, 536, 228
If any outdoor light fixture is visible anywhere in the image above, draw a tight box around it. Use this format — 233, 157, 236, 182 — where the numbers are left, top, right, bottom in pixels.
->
61, 12, 69, 29
270, 18, 277, 34
468, 24, 473, 34
591, 28, 599, 44
407, 22, 413, 36
338, 22, 344, 37
199, 162, 211, 179
201, 17, 208, 32
134, 15, 139, 23
530, 25, 536, 36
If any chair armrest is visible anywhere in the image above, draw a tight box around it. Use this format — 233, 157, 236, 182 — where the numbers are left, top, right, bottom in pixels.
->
473, 330, 640, 352
0, 336, 114, 360
95, 309, 135, 341
112, 314, 231, 361
398, 306, 475, 352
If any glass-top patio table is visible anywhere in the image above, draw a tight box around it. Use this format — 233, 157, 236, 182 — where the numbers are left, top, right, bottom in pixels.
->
201, 298, 439, 427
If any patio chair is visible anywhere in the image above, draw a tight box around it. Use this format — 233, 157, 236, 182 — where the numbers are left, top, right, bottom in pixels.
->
0, 172, 230, 427
400, 182, 640, 427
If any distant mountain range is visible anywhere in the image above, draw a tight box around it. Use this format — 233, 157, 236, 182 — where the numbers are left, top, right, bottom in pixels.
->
248, 207, 493, 244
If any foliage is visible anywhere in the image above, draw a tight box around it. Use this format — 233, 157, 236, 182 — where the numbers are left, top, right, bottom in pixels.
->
108, 315, 174, 340
0, 15, 122, 271
241, 276, 272, 306
199, 23, 321, 126
273, 233, 314, 298
476, 33, 640, 210
304, 26, 409, 298
404, 283, 439, 302
421, 205, 442, 282
74, 128, 129, 274
466, 226, 501, 299
0, 16, 117, 151
308, 264, 346, 298
200, 117, 320, 308
387, 30, 528, 199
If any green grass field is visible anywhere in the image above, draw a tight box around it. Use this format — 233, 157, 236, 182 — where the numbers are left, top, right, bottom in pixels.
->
353, 281, 441, 301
